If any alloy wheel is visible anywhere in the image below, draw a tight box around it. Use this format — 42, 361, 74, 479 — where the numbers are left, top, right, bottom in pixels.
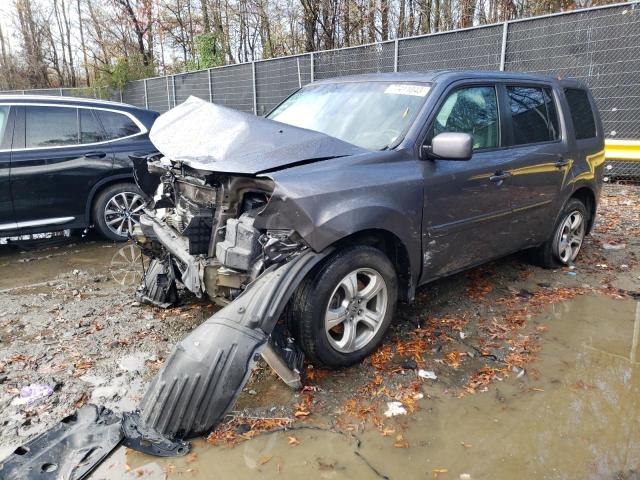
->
324, 268, 388, 353
103, 192, 145, 238
554, 210, 585, 264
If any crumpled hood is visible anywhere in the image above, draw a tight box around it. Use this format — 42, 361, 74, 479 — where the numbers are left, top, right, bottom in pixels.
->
149, 96, 366, 174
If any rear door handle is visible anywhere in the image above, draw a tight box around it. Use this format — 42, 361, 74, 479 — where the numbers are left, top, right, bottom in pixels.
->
489, 171, 512, 183
84, 151, 106, 159
555, 158, 570, 168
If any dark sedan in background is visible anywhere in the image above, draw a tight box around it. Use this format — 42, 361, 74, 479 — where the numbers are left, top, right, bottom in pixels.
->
0, 96, 158, 241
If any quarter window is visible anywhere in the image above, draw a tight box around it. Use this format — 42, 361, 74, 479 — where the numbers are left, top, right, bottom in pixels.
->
431, 86, 499, 150
80, 109, 105, 144
26, 106, 79, 148
507, 86, 559, 145
564, 88, 596, 140
96, 111, 140, 140
0, 107, 10, 146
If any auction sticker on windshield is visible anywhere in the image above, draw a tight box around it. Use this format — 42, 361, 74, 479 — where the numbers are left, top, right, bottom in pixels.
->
384, 84, 431, 97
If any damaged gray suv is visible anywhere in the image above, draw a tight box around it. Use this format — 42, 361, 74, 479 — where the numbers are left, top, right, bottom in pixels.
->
129, 71, 603, 437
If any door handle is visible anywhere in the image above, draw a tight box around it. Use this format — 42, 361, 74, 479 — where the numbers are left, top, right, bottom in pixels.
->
555, 158, 570, 168
84, 151, 107, 159
489, 171, 512, 183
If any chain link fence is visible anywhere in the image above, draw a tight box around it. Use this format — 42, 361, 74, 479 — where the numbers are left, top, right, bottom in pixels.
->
1, 1, 639, 179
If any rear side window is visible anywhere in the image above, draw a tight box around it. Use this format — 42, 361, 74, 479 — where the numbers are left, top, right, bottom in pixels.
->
564, 88, 596, 140
80, 109, 105, 144
26, 106, 79, 148
507, 86, 559, 145
96, 111, 141, 140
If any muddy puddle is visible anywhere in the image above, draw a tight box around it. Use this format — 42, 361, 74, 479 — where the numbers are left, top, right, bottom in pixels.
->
0, 237, 141, 292
89, 294, 640, 479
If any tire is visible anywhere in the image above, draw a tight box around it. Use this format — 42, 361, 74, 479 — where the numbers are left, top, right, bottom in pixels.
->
289, 245, 398, 368
531, 197, 588, 269
92, 183, 146, 242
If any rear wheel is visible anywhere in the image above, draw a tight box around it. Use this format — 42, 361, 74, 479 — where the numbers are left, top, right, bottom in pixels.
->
92, 183, 145, 242
289, 245, 398, 368
532, 198, 588, 268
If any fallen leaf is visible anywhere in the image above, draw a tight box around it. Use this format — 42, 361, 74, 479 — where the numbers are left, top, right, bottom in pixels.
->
432, 468, 448, 479
288, 436, 300, 446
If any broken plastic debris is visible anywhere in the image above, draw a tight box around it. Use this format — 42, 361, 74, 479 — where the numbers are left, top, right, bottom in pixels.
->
459, 331, 467, 340
14, 384, 53, 405
566, 271, 577, 276
602, 243, 626, 250
384, 401, 407, 417
418, 369, 437, 380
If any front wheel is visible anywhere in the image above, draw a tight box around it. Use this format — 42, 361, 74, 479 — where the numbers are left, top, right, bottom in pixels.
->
92, 183, 146, 242
289, 245, 398, 368
532, 197, 588, 268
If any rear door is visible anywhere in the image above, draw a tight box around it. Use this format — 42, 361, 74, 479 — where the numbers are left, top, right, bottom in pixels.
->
498, 83, 570, 247
0, 105, 15, 231
421, 83, 515, 279
10, 105, 114, 227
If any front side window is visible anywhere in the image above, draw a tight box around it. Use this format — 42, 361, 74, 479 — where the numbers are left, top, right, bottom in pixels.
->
268, 81, 432, 150
26, 106, 79, 148
430, 86, 499, 150
96, 110, 141, 140
508, 86, 559, 145
564, 88, 596, 140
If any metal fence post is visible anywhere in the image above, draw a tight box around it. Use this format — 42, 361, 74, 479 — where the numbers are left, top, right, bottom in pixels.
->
119, 89, 123, 103
394, 39, 399, 72
252, 61, 257, 115
59, 88, 63, 96
208, 69, 213, 103
499, 21, 509, 71
310, 52, 315, 82
172, 75, 177, 107
143, 79, 149, 109
297, 57, 302, 88
166, 76, 171, 110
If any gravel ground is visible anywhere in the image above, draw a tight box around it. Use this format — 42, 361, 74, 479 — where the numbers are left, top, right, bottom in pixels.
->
0, 183, 638, 458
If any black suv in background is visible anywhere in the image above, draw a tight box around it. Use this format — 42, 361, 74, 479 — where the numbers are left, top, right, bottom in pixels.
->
0, 96, 158, 241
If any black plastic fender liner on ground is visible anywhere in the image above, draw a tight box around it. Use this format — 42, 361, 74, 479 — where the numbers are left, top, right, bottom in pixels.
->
0, 405, 123, 480
137, 249, 331, 439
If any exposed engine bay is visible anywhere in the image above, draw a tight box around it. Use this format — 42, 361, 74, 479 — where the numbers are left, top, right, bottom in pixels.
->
133, 155, 306, 308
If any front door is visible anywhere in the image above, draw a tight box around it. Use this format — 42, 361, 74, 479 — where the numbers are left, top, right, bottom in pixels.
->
421, 84, 515, 280
10, 105, 114, 228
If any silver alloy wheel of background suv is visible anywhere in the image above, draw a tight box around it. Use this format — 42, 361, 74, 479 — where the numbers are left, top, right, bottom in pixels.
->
103, 192, 145, 238
324, 267, 388, 353
553, 209, 586, 264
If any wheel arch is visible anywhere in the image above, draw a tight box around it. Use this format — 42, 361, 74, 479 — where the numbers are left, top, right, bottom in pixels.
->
84, 174, 136, 224
322, 228, 414, 303
569, 186, 597, 234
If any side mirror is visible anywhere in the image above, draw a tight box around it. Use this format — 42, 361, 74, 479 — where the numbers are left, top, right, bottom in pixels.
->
422, 132, 473, 161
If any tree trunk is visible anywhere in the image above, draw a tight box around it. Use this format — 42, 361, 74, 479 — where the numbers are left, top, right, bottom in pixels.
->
381, 0, 389, 40
420, 0, 431, 33
301, 0, 318, 52
77, 0, 90, 87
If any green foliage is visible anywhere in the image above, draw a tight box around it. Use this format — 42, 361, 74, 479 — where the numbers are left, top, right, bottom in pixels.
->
102, 55, 155, 90
192, 33, 225, 70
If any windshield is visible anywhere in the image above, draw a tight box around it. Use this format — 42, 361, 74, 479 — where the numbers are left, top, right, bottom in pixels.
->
267, 81, 431, 150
